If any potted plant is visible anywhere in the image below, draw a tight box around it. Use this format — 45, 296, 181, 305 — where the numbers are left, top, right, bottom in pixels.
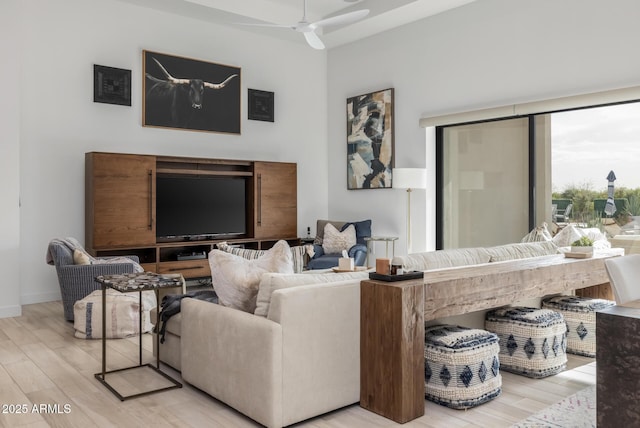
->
571, 236, 594, 254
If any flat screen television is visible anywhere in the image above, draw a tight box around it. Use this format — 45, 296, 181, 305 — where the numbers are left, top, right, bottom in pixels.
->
156, 175, 247, 240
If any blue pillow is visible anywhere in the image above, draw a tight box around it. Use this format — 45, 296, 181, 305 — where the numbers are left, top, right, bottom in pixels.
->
341, 220, 372, 245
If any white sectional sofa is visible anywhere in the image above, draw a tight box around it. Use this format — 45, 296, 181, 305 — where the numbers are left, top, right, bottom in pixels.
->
158, 241, 562, 428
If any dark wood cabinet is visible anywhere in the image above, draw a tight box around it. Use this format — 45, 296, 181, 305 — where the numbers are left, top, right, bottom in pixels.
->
86, 152, 156, 249
253, 161, 297, 239
85, 152, 298, 279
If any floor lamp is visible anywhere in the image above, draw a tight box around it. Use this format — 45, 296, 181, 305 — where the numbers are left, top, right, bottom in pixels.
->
393, 168, 427, 254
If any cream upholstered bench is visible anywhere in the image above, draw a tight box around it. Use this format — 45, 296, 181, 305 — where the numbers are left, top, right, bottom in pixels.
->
485, 307, 567, 378
424, 324, 502, 409
542, 295, 615, 357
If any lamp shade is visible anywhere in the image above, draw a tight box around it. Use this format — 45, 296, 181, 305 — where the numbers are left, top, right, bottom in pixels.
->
393, 168, 427, 190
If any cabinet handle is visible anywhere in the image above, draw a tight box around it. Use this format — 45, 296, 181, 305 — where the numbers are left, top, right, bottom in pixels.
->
257, 173, 262, 226
148, 170, 153, 230
168, 266, 200, 271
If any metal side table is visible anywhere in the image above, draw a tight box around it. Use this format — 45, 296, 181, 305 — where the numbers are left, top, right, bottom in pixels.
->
364, 236, 399, 267
94, 272, 185, 401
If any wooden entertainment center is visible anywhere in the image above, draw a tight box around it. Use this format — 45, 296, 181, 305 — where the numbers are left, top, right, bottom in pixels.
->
85, 152, 298, 279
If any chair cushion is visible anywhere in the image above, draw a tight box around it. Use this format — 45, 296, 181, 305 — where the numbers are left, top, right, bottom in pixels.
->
209, 240, 293, 313
322, 223, 356, 254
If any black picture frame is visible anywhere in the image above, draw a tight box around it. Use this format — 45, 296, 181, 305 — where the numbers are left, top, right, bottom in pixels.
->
143, 50, 241, 134
94, 65, 131, 106
248, 89, 274, 122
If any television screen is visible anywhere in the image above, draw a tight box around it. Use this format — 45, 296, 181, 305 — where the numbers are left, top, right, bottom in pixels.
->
156, 176, 246, 239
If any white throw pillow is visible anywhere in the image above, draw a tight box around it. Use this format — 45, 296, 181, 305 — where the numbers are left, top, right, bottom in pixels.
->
91, 256, 144, 273
73, 249, 93, 265
216, 241, 307, 273
209, 240, 294, 313
322, 223, 357, 254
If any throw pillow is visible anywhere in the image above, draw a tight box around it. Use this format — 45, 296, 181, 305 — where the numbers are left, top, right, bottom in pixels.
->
73, 248, 92, 265
254, 270, 371, 317
341, 219, 372, 245
521, 223, 553, 243
322, 223, 356, 254
552, 224, 584, 247
209, 240, 294, 313
92, 257, 144, 273
216, 241, 306, 273
313, 220, 347, 246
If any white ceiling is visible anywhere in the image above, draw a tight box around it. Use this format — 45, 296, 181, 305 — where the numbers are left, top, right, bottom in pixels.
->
116, 0, 476, 49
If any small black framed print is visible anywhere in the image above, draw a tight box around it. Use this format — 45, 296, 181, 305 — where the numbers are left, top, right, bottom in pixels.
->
248, 89, 274, 122
94, 64, 132, 106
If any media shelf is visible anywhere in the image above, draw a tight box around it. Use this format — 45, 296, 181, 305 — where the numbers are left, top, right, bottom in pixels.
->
86, 152, 298, 280
92, 237, 300, 279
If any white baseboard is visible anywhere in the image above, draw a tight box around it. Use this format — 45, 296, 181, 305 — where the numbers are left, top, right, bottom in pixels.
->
20, 291, 61, 305
0, 304, 22, 318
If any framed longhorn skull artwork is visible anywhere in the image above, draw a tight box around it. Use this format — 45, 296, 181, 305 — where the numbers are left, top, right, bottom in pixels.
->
143, 50, 241, 134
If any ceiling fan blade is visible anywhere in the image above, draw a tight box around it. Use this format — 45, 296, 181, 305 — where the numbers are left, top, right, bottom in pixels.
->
312, 9, 369, 28
236, 22, 293, 29
303, 31, 325, 50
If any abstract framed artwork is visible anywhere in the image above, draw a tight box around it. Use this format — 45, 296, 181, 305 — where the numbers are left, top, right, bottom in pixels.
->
346, 88, 394, 189
248, 89, 274, 122
93, 65, 131, 106
143, 50, 241, 134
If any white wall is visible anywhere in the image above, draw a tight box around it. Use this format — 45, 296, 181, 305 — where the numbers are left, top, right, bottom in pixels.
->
0, 0, 22, 317
327, 0, 640, 256
7, 0, 640, 316
16, 0, 328, 307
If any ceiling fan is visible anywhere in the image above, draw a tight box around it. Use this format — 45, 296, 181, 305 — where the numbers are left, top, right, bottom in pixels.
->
240, 0, 369, 50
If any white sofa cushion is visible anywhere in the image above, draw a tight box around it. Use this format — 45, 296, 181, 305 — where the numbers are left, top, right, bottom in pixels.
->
486, 241, 559, 262
209, 240, 294, 313
254, 270, 370, 317
403, 247, 492, 271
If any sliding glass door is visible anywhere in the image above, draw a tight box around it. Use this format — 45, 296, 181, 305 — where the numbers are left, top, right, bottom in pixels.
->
438, 118, 532, 248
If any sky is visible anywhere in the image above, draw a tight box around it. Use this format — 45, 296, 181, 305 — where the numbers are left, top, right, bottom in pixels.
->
551, 102, 640, 193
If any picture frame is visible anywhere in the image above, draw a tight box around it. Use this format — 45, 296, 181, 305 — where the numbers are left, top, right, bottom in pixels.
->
248, 89, 274, 122
93, 65, 131, 106
142, 50, 241, 134
346, 88, 394, 189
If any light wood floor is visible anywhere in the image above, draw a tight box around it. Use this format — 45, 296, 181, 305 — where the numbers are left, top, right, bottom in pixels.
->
0, 301, 596, 428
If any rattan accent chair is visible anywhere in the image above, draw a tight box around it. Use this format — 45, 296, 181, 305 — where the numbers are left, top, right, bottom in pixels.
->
46, 238, 140, 321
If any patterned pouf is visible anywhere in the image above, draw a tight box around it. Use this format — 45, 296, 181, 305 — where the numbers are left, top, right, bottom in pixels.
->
542, 295, 615, 357
485, 307, 567, 378
424, 324, 502, 409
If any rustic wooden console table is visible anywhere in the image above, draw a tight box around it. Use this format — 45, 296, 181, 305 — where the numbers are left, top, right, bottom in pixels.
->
360, 250, 622, 423
422, 250, 622, 321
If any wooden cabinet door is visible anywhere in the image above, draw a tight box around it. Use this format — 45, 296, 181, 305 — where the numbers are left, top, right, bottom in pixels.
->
86, 152, 156, 248
253, 162, 297, 239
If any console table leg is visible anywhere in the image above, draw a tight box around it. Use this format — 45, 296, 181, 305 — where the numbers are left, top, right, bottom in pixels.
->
360, 278, 425, 423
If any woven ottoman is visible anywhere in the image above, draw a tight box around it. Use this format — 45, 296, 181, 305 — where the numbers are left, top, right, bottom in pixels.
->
542, 295, 615, 357
424, 324, 502, 409
485, 307, 567, 378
